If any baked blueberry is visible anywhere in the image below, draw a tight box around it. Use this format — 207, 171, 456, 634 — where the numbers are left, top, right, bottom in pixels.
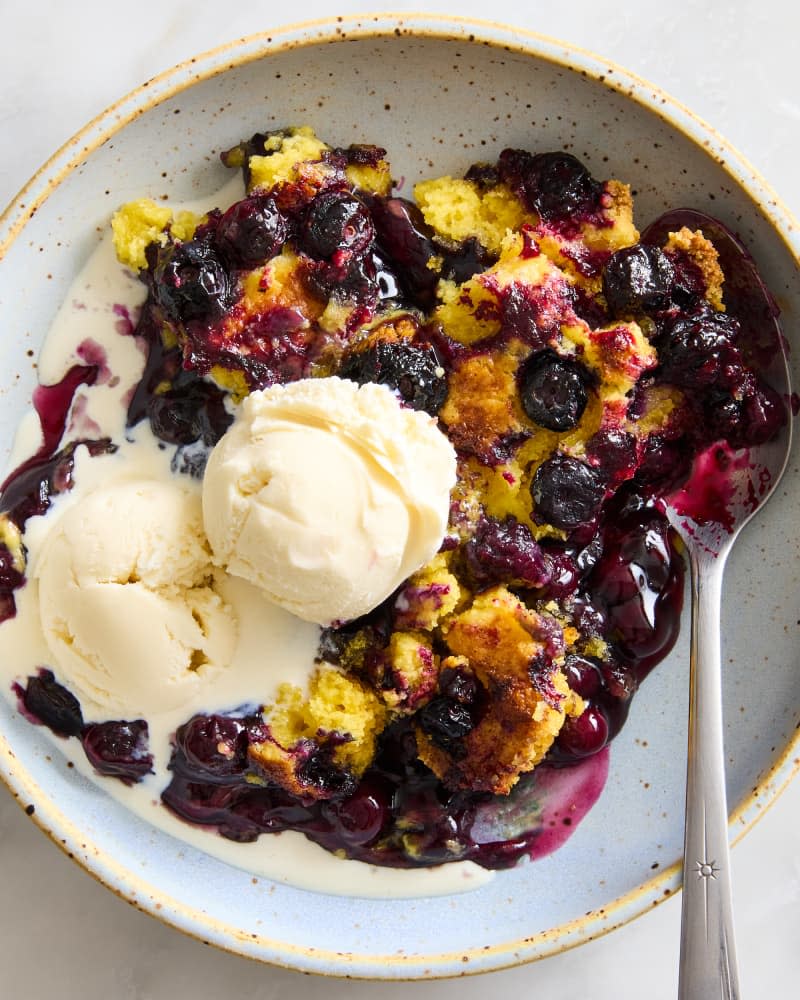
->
81, 720, 153, 784
437, 236, 496, 283
656, 305, 742, 389
146, 383, 230, 447
439, 666, 479, 706
706, 374, 786, 448
22, 670, 83, 738
175, 714, 252, 778
370, 196, 439, 308
530, 455, 606, 530
498, 149, 602, 222
584, 427, 639, 485
216, 194, 287, 267
418, 696, 475, 750
152, 239, 233, 322
555, 705, 609, 757
297, 750, 358, 799
463, 514, 552, 588
602, 244, 675, 315
321, 779, 390, 845
338, 341, 448, 415
519, 350, 590, 431
300, 189, 374, 259
561, 653, 602, 699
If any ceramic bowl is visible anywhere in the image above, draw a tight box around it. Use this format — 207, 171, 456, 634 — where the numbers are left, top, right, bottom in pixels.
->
0, 14, 798, 980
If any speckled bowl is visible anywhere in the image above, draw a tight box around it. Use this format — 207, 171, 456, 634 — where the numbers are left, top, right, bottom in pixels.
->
0, 14, 798, 980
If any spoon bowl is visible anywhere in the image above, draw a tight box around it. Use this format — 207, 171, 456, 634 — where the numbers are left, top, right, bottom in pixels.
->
644, 208, 793, 999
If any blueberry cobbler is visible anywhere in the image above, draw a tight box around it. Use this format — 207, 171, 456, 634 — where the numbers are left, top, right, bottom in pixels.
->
0, 127, 787, 873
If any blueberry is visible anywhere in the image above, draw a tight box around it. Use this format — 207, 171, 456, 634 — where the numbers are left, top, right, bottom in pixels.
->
23, 670, 83, 737
321, 779, 390, 845
296, 750, 357, 799
146, 376, 232, 448
736, 376, 787, 445
152, 239, 233, 323
176, 714, 251, 779
569, 594, 609, 639
563, 654, 602, 699
81, 720, 153, 784
332, 143, 387, 169
602, 244, 675, 315
530, 455, 606, 530
439, 667, 479, 705
463, 514, 552, 588
556, 705, 609, 758
498, 149, 602, 222
300, 189, 374, 259
706, 374, 786, 449
656, 305, 743, 390
536, 544, 581, 599
303, 248, 378, 310
216, 194, 287, 267
601, 659, 639, 700
584, 427, 639, 490
370, 196, 439, 309
634, 434, 694, 494
418, 696, 475, 750
338, 341, 448, 415
0, 543, 24, 591
464, 162, 500, 189
437, 236, 496, 283
519, 350, 589, 431
147, 392, 207, 445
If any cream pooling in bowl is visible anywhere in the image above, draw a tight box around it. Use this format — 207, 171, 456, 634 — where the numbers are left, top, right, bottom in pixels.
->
202, 377, 457, 626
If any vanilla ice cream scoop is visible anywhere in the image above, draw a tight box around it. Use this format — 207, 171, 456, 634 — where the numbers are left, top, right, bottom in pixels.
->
202, 377, 457, 625
35, 480, 237, 718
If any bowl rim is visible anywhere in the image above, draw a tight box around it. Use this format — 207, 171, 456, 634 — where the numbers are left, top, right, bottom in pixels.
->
0, 11, 798, 980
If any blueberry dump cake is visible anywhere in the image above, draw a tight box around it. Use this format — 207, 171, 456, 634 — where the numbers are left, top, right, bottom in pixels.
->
0, 127, 788, 874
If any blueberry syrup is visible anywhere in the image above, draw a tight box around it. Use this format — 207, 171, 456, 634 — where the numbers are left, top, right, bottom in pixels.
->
111, 302, 137, 337
0, 361, 114, 623
666, 442, 764, 534
75, 340, 113, 384
161, 713, 608, 869
0, 363, 98, 493
82, 719, 153, 785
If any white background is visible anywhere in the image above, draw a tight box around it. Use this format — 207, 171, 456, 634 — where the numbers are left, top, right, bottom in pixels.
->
1, 2, 799, 997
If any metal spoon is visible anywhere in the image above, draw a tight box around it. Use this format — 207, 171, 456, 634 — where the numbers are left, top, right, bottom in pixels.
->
642, 209, 794, 999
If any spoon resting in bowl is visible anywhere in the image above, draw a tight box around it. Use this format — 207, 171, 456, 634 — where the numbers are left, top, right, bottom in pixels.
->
642, 209, 794, 1000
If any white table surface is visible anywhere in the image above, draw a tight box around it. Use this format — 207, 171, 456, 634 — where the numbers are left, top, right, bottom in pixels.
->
1, 2, 798, 997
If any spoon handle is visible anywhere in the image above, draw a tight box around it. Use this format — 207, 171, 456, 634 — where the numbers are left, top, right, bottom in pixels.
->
678, 548, 741, 1000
